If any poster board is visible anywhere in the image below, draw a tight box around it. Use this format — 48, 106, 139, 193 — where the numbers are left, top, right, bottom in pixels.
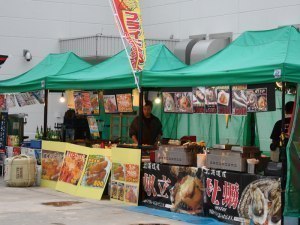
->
142, 162, 204, 215
87, 116, 100, 139
0, 112, 8, 149
110, 147, 141, 206
55, 143, 88, 196
76, 148, 112, 200
41, 141, 67, 189
203, 168, 281, 225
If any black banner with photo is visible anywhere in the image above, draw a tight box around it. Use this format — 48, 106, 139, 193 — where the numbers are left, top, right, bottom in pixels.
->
203, 168, 281, 225
0, 112, 8, 149
142, 162, 204, 216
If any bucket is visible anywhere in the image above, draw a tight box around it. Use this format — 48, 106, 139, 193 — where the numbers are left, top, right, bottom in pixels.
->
4, 154, 36, 187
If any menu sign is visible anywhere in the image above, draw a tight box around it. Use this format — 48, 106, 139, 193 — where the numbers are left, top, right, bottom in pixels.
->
0, 112, 8, 149
163, 92, 176, 113
90, 91, 100, 114
205, 87, 217, 114
80, 155, 110, 188
6, 95, 16, 108
41, 150, 65, 181
232, 85, 247, 115
0, 95, 6, 111
87, 116, 100, 139
163, 92, 193, 113
74, 92, 83, 114
82, 92, 92, 115
176, 92, 193, 113
116, 93, 133, 113
58, 151, 87, 185
193, 87, 205, 113
217, 86, 231, 114
103, 95, 118, 113
110, 147, 141, 206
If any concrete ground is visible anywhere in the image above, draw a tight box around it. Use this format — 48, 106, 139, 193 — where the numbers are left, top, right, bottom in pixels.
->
0, 177, 192, 225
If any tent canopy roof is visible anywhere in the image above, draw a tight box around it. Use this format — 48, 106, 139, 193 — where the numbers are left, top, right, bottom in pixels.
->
142, 26, 300, 87
0, 52, 92, 93
46, 44, 186, 90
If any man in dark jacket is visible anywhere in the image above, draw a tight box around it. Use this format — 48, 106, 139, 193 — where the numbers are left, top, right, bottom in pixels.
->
270, 101, 294, 161
129, 100, 162, 145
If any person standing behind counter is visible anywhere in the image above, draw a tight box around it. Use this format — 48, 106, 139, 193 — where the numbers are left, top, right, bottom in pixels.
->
270, 101, 294, 162
129, 100, 162, 145
63, 109, 76, 142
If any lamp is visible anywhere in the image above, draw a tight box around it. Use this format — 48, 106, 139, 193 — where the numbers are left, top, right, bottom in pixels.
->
59, 92, 65, 103
154, 92, 161, 104
276, 82, 282, 89
23, 49, 32, 62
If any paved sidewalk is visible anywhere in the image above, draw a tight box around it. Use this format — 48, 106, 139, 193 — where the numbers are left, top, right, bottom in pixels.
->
0, 177, 191, 225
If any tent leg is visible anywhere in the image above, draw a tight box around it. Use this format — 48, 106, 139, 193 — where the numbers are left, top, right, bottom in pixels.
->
43, 89, 48, 139
138, 88, 143, 147
280, 83, 286, 225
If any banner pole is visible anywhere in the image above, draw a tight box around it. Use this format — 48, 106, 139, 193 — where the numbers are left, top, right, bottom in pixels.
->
108, 0, 141, 93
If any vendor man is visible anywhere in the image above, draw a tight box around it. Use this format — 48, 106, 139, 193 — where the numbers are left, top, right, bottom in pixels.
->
129, 100, 162, 145
270, 101, 294, 161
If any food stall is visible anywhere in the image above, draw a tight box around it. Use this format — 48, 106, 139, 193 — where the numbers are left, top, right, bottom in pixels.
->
1, 26, 300, 224
139, 26, 300, 224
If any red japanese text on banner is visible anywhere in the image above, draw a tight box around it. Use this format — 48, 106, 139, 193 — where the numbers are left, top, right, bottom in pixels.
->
112, 0, 146, 71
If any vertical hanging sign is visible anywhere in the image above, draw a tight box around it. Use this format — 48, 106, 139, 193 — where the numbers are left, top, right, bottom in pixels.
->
0, 55, 8, 68
110, 0, 146, 91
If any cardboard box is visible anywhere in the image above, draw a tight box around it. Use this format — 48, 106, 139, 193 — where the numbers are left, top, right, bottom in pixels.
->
155, 145, 196, 166
206, 150, 246, 172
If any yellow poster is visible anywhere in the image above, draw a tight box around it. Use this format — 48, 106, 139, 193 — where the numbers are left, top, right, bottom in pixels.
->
41, 141, 67, 189
76, 148, 112, 200
55, 143, 88, 196
110, 147, 141, 206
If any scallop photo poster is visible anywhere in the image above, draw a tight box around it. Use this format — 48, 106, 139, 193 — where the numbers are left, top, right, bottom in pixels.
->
203, 168, 281, 225
217, 86, 231, 114
193, 87, 206, 113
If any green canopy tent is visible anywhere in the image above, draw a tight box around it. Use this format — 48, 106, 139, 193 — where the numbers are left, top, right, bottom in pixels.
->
142, 26, 300, 87
142, 26, 300, 218
45, 44, 186, 90
0, 52, 92, 137
0, 52, 92, 93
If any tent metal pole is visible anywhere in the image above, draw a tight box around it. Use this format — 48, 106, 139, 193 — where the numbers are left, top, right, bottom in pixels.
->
43, 89, 48, 139
138, 87, 143, 147
280, 82, 286, 225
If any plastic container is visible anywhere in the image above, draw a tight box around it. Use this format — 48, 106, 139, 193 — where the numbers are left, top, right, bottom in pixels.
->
4, 155, 36, 187
30, 140, 42, 149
